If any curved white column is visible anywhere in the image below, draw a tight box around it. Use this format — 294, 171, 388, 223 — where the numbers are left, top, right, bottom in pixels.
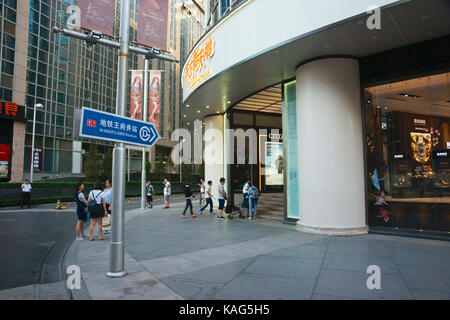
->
204, 114, 225, 205
295, 58, 368, 235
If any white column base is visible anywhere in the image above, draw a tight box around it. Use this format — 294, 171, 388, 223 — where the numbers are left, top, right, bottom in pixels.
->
295, 222, 368, 236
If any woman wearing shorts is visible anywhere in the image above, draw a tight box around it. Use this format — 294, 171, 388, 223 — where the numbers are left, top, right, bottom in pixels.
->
87, 182, 107, 241
74, 183, 87, 240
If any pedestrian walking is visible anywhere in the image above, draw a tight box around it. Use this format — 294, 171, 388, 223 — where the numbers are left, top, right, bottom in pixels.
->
198, 178, 206, 206
182, 181, 197, 219
87, 182, 107, 241
74, 183, 87, 240
241, 178, 251, 211
198, 180, 213, 215
217, 178, 228, 220
163, 178, 171, 208
102, 179, 112, 235
248, 184, 260, 220
20, 179, 32, 209
146, 180, 154, 208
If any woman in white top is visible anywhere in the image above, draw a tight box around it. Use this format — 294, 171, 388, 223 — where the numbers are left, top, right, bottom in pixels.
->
87, 182, 107, 241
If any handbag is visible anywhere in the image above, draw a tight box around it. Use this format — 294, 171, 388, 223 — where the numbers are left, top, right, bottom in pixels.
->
84, 212, 90, 223
102, 214, 111, 227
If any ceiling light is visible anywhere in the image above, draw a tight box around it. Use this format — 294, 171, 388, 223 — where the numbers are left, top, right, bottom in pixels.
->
183, 115, 187, 117
206, 105, 210, 108
186, 105, 190, 107
186, 122, 190, 125
227, 101, 231, 104
197, 110, 201, 113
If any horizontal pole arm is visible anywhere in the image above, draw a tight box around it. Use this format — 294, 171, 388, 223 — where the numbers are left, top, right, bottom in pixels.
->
52, 26, 179, 63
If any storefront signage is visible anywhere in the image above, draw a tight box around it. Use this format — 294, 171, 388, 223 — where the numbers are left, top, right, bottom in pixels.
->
447, 141, 450, 150
0, 101, 26, 122
79, 107, 160, 147
434, 151, 448, 158
413, 118, 426, 125
32, 147, 43, 173
183, 36, 215, 91
394, 154, 404, 159
0, 144, 10, 179
269, 133, 283, 140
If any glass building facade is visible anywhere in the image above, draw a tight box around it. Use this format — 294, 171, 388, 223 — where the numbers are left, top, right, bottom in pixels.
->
0, 0, 205, 180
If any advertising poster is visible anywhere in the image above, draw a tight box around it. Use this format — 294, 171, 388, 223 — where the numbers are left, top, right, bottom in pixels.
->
32, 147, 43, 173
137, 0, 169, 50
130, 70, 143, 120
265, 142, 284, 185
0, 144, 10, 179
77, 0, 115, 37
148, 70, 161, 133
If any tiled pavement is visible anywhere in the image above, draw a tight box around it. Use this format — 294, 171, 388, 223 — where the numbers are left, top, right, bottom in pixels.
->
60, 200, 450, 300
4, 200, 448, 300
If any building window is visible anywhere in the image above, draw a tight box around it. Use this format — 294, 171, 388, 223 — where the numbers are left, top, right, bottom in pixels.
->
365, 72, 450, 233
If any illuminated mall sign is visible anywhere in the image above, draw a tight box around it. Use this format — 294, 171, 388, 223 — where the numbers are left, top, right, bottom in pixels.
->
182, 35, 215, 93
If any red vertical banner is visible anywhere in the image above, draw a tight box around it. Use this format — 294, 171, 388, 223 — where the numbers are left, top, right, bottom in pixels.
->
77, 0, 115, 37
0, 144, 10, 179
32, 147, 43, 173
137, 0, 169, 50
130, 70, 143, 120
148, 70, 161, 133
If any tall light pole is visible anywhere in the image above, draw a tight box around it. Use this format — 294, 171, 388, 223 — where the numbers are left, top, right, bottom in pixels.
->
30, 103, 43, 182
107, 0, 130, 278
141, 58, 149, 210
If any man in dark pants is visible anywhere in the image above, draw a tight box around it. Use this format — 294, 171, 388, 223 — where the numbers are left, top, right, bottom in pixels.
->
20, 179, 32, 209
182, 181, 197, 219
198, 180, 213, 215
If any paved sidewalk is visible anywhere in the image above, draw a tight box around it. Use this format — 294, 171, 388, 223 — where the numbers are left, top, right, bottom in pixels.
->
64, 201, 450, 300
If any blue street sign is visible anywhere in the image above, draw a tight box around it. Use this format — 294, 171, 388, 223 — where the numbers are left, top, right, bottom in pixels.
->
79, 107, 160, 147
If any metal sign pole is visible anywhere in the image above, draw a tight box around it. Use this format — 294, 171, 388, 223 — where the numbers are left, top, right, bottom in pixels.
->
52, 1, 179, 280
141, 58, 149, 210
107, 0, 130, 278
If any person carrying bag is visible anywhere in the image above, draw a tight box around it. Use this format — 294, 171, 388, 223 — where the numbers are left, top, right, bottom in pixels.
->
87, 182, 107, 241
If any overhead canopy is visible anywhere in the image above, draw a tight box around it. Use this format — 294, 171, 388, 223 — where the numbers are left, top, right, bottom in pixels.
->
181, 0, 450, 128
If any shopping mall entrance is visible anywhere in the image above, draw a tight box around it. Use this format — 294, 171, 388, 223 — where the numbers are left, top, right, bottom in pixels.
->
228, 84, 293, 222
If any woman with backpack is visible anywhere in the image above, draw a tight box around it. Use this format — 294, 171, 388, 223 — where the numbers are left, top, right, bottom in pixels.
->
74, 183, 88, 240
87, 182, 107, 241
248, 184, 259, 220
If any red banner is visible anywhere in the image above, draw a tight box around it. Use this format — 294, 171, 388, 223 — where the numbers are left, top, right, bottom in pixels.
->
0, 144, 10, 179
32, 147, 43, 173
137, 0, 169, 50
77, 0, 115, 37
130, 70, 144, 120
148, 71, 161, 133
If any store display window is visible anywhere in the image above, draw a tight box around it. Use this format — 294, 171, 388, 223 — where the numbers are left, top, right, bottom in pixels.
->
365, 72, 450, 233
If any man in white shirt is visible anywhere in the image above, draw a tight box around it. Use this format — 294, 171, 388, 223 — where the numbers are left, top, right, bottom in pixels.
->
198, 180, 213, 215
163, 179, 171, 208
20, 179, 32, 209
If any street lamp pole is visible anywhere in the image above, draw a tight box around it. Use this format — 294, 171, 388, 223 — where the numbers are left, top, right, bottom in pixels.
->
30, 103, 43, 182
107, 0, 130, 278
141, 58, 149, 210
